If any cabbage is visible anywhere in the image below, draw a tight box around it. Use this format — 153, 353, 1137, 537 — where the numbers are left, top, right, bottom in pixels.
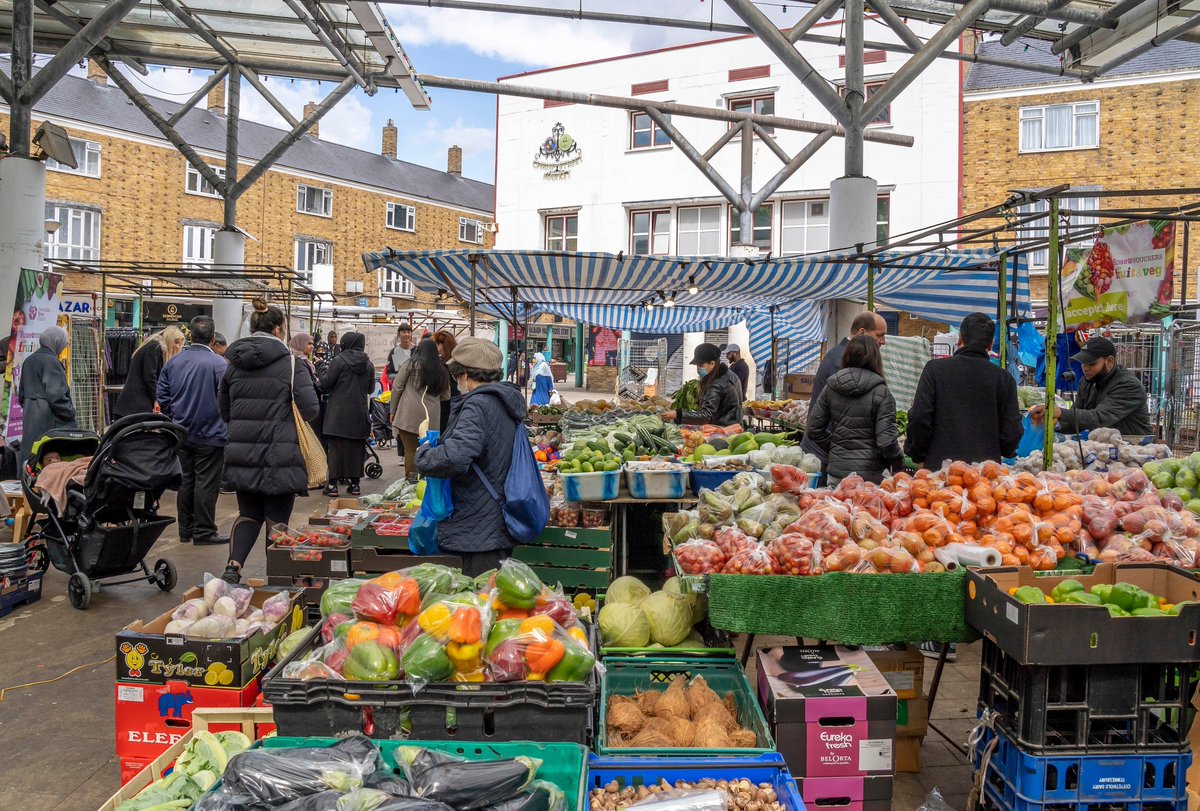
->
607, 576, 651, 607
597, 602, 650, 647
663, 576, 706, 625
747, 449, 771, 469
640, 591, 693, 647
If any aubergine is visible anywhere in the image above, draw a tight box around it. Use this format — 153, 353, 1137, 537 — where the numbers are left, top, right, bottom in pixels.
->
221, 736, 381, 804
412, 756, 541, 810
481, 780, 564, 811
364, 769, 413, 797
374, 798, 456, 811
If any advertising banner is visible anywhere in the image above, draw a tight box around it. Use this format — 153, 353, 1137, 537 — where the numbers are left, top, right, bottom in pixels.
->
1061, 220, 1177, 328
3, 269, 65, 443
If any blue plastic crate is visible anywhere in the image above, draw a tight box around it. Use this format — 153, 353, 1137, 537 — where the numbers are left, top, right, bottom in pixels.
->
980, 776, 1189, 811
588, 754, 805, 811
0, 571, 42, 618
973, 724, 1191, 807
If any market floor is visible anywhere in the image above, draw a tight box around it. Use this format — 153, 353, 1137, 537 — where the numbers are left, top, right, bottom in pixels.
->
0, 448, 977, 810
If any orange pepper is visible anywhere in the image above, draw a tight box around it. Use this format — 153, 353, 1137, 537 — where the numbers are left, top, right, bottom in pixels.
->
448, 606, 482, 645
526, 638, 565, 675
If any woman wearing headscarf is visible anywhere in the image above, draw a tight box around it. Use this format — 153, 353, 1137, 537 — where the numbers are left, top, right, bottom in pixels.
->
318, 332, 374, 496
289, 332, 323, 436
18, 326, 77, 469
392, 338, 451, 482
113, 326, 185, 419
528, 351, 555, 407
432, 330, 459, 428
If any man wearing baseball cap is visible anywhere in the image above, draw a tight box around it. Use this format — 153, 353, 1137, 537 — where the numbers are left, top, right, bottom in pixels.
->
1029, 336, 1152, 436
724, 343, 750, 400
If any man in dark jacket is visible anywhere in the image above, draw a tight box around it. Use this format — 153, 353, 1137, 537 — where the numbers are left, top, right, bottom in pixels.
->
157, 316, 228, 545
801, 311, 887, 461
416, 337, 526, 576
725, 343, 750, 400
1029, 336, 1152, 436
906, 312, 1022, 468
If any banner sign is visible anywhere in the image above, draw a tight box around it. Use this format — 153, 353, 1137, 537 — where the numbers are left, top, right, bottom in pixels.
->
3, 269, 65, 442
1061, 220, 1177, 328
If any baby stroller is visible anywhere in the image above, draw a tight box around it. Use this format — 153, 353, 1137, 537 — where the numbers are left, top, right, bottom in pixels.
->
23, 414, 186, 609
370, 397, 393, 449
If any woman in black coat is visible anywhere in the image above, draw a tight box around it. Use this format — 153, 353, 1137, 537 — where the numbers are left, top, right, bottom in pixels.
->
318, 332, 374, 496
219, 299, 319, 584
662, 343, 744, 427
17, 326, 77, 469
112, 327, 184, 419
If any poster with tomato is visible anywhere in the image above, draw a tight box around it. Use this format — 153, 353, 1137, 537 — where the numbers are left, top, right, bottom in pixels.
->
2, 269, 65, 442
1060, 220, 1176, 329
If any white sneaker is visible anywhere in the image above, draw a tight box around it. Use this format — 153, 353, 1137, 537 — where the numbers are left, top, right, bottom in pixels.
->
917, 641, 957, 661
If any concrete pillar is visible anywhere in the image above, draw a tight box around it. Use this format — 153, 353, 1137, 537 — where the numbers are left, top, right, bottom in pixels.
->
830, 176, 879, 254
0, 158, 47, 334
728, 320, 755, 396
213, 230, 247, 339
497, 319, 509, 374
681, 331, 705, 383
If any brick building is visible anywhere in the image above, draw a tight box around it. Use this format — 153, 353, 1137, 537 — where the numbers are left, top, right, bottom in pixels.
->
961, 39, 1200, 304
0, 60, 494, 324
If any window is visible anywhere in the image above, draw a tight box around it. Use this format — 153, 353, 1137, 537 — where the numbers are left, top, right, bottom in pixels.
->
182, 225, 216, 268
1018, 194, 1100, 270
46, 139, 101, 178
876, 196, 890, 245
544, 214, 577, 252
677, 206, 721, 256
629, 112, 671, 149
386, 202, 415, 232
294, 238, 331, 283
296, 184, 333, 217
382, 268, 415, 298
459, 217, 485, 245
730, 203, 773, 253
729, 93, 775, 134
631, 210, 671, 255
45, 205, 101, 261
838, 81, 891, 126
1019, 102, 1099, 152
781, 200, 830, 255
186, 164, 226, 198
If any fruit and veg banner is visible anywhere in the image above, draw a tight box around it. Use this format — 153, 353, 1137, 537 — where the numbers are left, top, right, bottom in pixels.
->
1061, 220, 1176, 328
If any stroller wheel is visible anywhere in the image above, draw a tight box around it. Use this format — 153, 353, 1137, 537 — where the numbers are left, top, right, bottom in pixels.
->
366, 462, 384, 479
153, 558, 177, 592
68, 572, 91, 610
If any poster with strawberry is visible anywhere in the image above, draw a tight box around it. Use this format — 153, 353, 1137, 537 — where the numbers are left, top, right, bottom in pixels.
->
1061, 220, 1176, 329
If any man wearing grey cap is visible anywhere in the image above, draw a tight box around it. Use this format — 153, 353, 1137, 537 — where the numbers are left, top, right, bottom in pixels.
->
725, 343, 749, 400
1029, 336, 1152, 436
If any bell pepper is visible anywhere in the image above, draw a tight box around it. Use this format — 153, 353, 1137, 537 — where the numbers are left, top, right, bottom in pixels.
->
1013, 586, 1047, 605
1059, 591, 1102, 606
1090, 584, 1114, 604
495, 560, 542, 609
546, 640, 595, 683
418, 603, 455, 641
401, 633, 454, 684
1131, 607, 1167, 617
1108, 583, 1145, 613
393, 577, 422, 618
525, 638, 565, 678
498, 608, 530, 621
1169, 601, 1193, 616
1049, 579, 1084, 604
342, 641, 400, 682
448, 606, 483, 645
519, 615, 557, 641
1106, 604, 1130, 618
567, 625, 589, 650
446, 641, 484, 677
486, 619, 523, 657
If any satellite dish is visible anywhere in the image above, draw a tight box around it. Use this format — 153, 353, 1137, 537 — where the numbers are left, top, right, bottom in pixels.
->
32, 122, 77, 168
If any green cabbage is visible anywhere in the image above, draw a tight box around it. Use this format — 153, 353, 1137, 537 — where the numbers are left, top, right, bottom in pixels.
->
640, 591, 694, 646
598, 602, 650, 647
607, 576, 651, 606
663, 576, 706, 626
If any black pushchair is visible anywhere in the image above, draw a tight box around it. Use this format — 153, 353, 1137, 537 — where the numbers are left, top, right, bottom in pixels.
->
370, 397, 393, 448
22, 414, 186, 609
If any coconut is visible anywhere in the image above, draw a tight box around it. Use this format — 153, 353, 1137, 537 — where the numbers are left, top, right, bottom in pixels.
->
608, 700, 647, 736
661, 716, 696, 747
652, 676, 690, 720
723, 693, 737, 715
692, 717, 733, 748
628, 727, 673, 748
694, 700, 738, 733
634, 689, 659, 715
644, 716, 673, 736
730, 728, 758, 748
685, 675, 719, 716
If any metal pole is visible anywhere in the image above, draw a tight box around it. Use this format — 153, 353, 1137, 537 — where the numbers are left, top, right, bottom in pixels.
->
844, 0, 866, 178
167, 65, 230, 127
739, 120, 754, 245
643, 108, 742, 209
998, 256, 1008, 370
9, 0, 32, 156
18, 0, 142, 105
1085, 14, 1200, 78
469, 255, 478, 336
867, 265, 875, 310
224, 64, 240, 228
770, 306, 778, 400
1044, 196, 1060, 470
1183, 222, 1191, 315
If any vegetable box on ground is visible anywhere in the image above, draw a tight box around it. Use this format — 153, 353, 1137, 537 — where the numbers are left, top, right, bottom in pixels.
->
114, 679, 261, 761
350, 547, 463, 577
513, 526, 614, 593
586, 753, 804, 811
596, 577, 735, 658
263, 624, 599, 744
115, 582, 305, 690
350, 514, 415, 550
796, 775, 893, 811
596, 657, 774, 757
265, 543, 352, 606
965, 562, 1200, 665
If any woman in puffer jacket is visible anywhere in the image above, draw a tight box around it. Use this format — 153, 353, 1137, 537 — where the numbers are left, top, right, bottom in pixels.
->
805, 335, 904, 485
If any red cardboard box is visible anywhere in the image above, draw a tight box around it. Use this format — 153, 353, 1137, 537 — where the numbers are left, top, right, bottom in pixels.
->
114, 679, 260, 760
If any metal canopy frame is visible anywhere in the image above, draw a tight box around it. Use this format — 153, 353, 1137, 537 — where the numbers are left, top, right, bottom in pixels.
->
45, 259, 315, 301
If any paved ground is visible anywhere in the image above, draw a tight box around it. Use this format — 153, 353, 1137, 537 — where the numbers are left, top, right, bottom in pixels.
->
0, 446, 975, 810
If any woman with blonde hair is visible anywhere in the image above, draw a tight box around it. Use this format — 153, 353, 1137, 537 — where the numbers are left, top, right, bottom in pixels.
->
113, 325, 185, 419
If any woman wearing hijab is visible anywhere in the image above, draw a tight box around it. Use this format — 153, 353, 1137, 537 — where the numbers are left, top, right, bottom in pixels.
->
392, 338, 451, 481
289, 333, 323, 436
318, 332, 374, 496
113, 326, 185, 419
528, 351, 555, 407
18, 326, 77, 469
432, 330, 459, 428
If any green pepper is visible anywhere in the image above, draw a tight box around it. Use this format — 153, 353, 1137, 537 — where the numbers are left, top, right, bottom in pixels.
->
1013, 586, 1047, 605
486, 619, 524, 657
1090, 584, 1114, 604
1108, 583, 1146, 612
1131, 607, 1167, 617
401, 633, 454, 684
495, 560, 543, 609
546, 639, 596, 683
1106, 604, 1130, 618
1060, 591, 1102, 606
342, 641, 400, 682
1169, 602, 1193, 616
1050, 579, 1084, 604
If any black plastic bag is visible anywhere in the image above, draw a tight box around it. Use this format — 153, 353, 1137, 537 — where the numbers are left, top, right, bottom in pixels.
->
364, 769, 413, 798
481, 780, 567, 811
222, 736, 381, 804
399, 749, 540, 811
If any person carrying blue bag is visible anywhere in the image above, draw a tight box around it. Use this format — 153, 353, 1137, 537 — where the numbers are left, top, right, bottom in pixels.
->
415, 337, 549, 576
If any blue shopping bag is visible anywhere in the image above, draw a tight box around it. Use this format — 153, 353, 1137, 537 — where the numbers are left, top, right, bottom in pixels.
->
408, 430, 453, 556
1016, 414, 1043, 458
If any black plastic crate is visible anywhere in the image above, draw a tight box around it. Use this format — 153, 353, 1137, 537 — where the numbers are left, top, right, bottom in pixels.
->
978, 638, 1198, 753
262, 625, 597, 744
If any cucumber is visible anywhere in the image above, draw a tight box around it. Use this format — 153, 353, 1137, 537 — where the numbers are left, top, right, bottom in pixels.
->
587, 440, 610, 453
613, 432, 634, 446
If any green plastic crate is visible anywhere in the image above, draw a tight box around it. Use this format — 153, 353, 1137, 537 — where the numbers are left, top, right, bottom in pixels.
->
596, 657, 775, 758
514, 544, 612, 569
528, 564, 611, 592
262, 737, 588, 810
534, 526, 612, 548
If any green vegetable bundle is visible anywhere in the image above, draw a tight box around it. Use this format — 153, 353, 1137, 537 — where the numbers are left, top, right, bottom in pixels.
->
672, 380, 700, 413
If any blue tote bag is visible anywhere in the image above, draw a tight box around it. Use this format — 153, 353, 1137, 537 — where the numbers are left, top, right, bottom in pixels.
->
408, 430, 453, 555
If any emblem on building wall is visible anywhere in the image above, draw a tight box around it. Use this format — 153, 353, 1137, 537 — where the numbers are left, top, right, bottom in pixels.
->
532, 122, 582, 180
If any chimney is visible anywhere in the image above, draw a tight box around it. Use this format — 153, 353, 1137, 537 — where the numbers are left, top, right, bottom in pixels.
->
447, 144, 462, 177
304, 102, 319, 139
382, 119, 398, 160
87, 59, 107, 86
207, 78, 225, 114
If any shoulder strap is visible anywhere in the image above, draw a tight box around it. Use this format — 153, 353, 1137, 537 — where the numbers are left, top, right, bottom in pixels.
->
473, 462, 501, 503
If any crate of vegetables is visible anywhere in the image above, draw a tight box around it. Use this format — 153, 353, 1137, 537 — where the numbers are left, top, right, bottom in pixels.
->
265, 544, 350, 607
587, 753, 804, 811
596, 576, 735, 659
350, 514, 415, 551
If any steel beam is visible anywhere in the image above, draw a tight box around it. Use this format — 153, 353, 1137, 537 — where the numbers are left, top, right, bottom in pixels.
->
167, 65, 230, 127
1087, 14, 1200, 77
283, 0, 374, 92
241, 69, 301, 129
1000, 0, 1074, 45
224, 64, 241, 226
752, 123, 792, 164
1051, 0, 1146, 54
943, 0, 1113, 25
844, 0, 867, 177
232, 75, 356, 199
9, 0, 33, 156
642, 108, 743, 210
868, 0, 926, 51
98, 57, 231, 197
787, 0, 845, 43
724, 0, 852, 126
157, 0, 238, 64
750, 130, 836, 209
861, 0, 991, 125
19, 0, 142, 105
33, 0, 148, 74
739, 120, 754, 239
0, 65, 12, 105
702, 124, 741, 162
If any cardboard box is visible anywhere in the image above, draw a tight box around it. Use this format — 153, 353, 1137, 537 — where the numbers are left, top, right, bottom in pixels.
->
116, 583, 304, 690
897, 696, 929, 738
120, 757, 154, 787
797, 775, 893, 811
895, 735, 923, 773
265, 544, 351, 606
966, 563, 1200, 665
308, 498, 370, 525
757, 646, 897, 778
785, 373, 816, 399
350, 546, 463, 576
865, 645, 925, 700
114, 679, 260, 760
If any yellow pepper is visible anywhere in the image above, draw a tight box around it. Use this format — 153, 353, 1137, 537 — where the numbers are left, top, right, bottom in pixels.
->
568, 626, 589, 650
518, 615, 556, 640
446, 641, 483, 675
418, 603, 454, 641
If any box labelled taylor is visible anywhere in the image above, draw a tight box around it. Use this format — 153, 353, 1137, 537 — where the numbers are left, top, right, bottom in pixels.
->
796, 775, 894, 811
265, 544, 350, 605
865, 645, 925, 700
966, 563, 1200, 665
115, 583, 304, 690
349, 546, 463, 576
756, 646, 897, 778
114, 679, 260, 760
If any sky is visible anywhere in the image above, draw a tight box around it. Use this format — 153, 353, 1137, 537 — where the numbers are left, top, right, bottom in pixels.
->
71, 1, 801, 185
